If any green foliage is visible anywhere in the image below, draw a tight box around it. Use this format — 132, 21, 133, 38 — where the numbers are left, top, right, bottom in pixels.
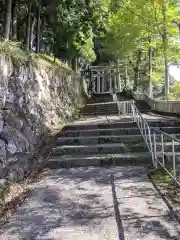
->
0, 0, 98, 66
3, 0, 180, 81
0, 40, 72, 72
46, 0, 96, 63
75, 29, 96, 62
38, 54, 72, 72
101, 0, 180, 95
0, 40, 37, 66
169, 82, 180, 99
149, 167, 180, 208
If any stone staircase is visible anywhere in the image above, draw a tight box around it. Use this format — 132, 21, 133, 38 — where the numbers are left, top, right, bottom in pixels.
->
87, 93, 114, 103
50, 119, 152, 168
80, 102, 119, 116
49, 93, 152, 168
80, 93, 118, 116
50, 94, 180, 169
134, 99, 151, 113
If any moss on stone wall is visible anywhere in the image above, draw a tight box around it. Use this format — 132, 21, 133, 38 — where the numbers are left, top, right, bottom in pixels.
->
0, 42, 87, 183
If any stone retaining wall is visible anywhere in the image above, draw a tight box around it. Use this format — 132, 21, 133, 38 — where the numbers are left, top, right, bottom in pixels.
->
0, 55, 87, 182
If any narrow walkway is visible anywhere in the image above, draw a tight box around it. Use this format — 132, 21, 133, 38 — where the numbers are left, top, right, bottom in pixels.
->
0, 166, 180, 239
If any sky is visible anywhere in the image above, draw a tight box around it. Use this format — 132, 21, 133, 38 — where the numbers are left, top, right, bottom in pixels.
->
168, 64, 180, 81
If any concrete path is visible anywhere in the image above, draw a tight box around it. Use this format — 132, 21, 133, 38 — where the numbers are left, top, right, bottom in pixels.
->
0, 166, 180, 240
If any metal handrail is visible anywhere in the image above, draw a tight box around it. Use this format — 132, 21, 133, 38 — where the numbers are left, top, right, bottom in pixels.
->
154, 128, 180, 144
112, 92, 132, 116
114, 97, 154, 159
131, 99, 180, 186
115, 93, 180, 186
130, 100, 154, 164
117, 100, 132, 115
152, 128, 180, 186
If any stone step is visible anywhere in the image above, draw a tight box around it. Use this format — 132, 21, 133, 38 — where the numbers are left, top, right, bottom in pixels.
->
81, 107, 118, 113
88, 93, 113, 101
63, 121, 137, 131
81, 111, 119, 116
52, 141, 151, 155
86, 101, 116, 105
59, 127, 141, 137
82, 106, 118, 110
87, 99, 113, 104
150, 133, 180, 141
82, 103, 117, 109
148, 120, 180, 127
52, 143, 128, 155
130, 141, 180, 153
60, 126, 180, 137
47, 152, 152, 168
56, 134, 180, 146
56, 135, 144, 145
156, 141, 180, 151
81, 109, 118, 114
82, 110, 119, 114
85, 99, 114, 107
138, 133, 180, 142
135, 108, 150, 113
84, 105, 118, 110
156, 152, 180, 167
135, 100, 151, 110
152, 127, 180, 134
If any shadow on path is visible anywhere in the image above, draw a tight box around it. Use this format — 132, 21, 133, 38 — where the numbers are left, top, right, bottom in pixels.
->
0, 166, 180, 239
111, 174, 125, 240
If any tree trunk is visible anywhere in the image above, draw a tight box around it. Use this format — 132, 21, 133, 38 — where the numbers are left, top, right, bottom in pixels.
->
148, 36, 153, 98
53, 35, 57, 62
136, 50, 141, 86
4, 0, 12, 39
162, 0, 169, 97
11, 0, 17, 40
30, 16, 36, 49
35, 4, 41, 53
26, 2, 32, 50
125, 63, 128, 89
72, 57, 78, 72
117, 59, 121, 92
133, 68, 138, 91
133, 50, 141, 91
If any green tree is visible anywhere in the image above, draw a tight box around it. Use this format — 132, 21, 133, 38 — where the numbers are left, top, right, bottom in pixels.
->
0, 0, 98, 67
103, 0, 180, 97
4, 0, 13, 39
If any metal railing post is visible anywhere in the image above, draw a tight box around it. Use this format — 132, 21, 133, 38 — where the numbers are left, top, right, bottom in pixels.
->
161, 134, 165, 167
172, 140, 177, 184
148, 127, 154, 165
153, 132, 157, 168
129, 98, 180, 186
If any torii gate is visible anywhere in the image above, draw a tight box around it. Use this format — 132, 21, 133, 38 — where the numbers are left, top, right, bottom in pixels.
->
89, 64, 124, 94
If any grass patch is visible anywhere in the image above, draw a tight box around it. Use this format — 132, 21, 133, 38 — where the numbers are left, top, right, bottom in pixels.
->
38, 54, 72, 72
0, 40, 72, 72
149, 167, 180, 213
0, 40, 37, 66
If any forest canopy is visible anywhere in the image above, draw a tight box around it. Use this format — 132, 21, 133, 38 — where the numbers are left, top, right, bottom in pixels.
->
1, 0, 180, 98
